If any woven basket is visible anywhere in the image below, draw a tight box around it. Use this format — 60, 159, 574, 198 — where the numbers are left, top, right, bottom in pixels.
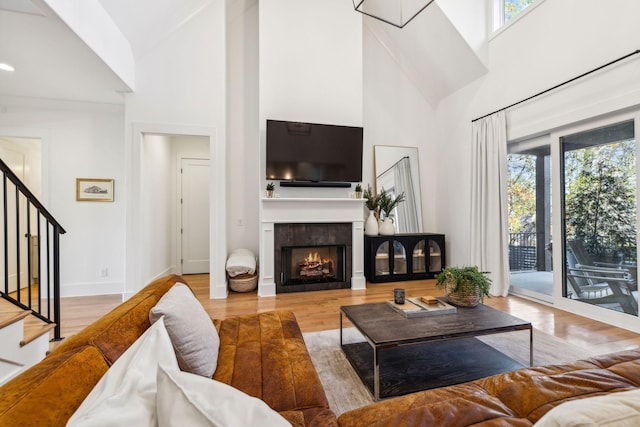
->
445, 280, 481, 307
228, 272, 258, 293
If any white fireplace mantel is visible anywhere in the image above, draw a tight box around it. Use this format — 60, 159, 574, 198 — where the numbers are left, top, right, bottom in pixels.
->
259, 198, 366, 296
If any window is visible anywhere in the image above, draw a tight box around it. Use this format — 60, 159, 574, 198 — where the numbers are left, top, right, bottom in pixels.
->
505, 0, 535, 23
494, 0, 536, 30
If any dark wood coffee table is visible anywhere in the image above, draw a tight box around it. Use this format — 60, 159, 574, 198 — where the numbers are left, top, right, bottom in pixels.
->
340, 301, 532, 400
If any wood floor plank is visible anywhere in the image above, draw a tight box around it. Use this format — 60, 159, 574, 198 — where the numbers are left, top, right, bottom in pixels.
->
56, 274, 640, 356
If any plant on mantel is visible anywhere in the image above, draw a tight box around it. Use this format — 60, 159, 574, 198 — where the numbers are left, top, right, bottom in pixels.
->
266, 182, 275, 198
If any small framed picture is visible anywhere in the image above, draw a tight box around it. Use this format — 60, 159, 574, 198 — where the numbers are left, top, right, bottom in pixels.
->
76, 178, 114, 202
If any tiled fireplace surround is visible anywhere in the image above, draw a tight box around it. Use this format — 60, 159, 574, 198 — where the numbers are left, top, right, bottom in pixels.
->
259, 198, 366, 297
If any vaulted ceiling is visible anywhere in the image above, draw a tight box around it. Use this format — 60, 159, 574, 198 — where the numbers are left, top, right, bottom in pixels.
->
0, 0, 486, 107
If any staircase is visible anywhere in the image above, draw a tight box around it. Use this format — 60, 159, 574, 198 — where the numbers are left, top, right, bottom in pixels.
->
0, 157, 65, 385
0, 298, 55, 384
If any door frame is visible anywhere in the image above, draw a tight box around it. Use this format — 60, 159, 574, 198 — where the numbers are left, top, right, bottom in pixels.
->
128, 123, 227, 300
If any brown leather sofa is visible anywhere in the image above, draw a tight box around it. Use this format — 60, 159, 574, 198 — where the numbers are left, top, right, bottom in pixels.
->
337, 348, 640, 426
0, 275, 337, 427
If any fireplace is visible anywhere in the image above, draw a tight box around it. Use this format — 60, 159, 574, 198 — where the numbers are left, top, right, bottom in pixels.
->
259, 197, 366, 297
282, 245, 346, 285
274, 223, 352, 293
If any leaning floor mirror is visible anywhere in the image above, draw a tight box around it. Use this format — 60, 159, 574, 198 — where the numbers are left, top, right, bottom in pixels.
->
374, 145, 423, 233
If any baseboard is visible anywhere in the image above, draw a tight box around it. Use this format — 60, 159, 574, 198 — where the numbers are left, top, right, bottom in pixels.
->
61, 281, 125, 298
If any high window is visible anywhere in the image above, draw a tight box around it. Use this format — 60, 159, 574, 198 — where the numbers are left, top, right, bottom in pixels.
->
494, 0, 536, 30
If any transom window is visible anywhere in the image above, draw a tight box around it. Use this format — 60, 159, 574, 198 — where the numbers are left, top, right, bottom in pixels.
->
494, 0, 536, 30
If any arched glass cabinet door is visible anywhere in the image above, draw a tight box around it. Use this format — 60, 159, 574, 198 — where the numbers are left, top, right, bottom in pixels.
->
413, 240, 427, 273
429, 239, 443, 272
375, 241, 390, 276
393, 240, 407, 274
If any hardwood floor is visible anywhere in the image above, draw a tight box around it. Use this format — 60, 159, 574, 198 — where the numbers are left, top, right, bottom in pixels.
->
57, 274, 640, 356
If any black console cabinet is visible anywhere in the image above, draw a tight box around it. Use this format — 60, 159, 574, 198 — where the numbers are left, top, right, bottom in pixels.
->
364, 233, 445, 283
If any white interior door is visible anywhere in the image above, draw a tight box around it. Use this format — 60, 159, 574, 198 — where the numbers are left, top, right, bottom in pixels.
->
180, 158, 210, 274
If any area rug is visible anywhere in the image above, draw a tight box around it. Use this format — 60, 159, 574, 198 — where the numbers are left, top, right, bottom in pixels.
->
302, 327, 603, 417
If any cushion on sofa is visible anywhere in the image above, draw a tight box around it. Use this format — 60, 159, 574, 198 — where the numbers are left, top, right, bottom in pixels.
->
214, 310, 330, 413
535, 388, 640, 426
149, 282, 220, 378
0, 346, 109, 426
50, 274, 182, 363
156, 365, 291, 427
67, 316, 179, 427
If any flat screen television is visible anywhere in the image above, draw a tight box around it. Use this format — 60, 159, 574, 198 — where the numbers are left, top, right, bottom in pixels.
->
266, 119, 363, 187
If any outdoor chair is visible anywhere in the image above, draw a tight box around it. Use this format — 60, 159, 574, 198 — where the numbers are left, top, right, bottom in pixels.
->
566, 265, 638, 315
567, 239, 637, 290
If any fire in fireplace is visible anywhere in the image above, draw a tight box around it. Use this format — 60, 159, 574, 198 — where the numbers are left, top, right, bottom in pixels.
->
283, 245, 345, 285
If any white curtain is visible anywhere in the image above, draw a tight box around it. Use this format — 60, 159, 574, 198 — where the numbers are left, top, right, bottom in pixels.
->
393, 157, 419, 233
470, 111, 510, 296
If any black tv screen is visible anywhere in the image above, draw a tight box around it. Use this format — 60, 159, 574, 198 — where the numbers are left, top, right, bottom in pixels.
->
266, 119, 363, 184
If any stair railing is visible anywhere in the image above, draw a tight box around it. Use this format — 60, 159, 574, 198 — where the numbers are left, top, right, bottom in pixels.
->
0, 157, 66, 340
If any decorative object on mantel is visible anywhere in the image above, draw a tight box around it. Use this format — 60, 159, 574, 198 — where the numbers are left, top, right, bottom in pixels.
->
435, 266, 492, 307
354, 183, 363, 199
363, 184, 379, 236
266, 182, 275, 198
352, 0, 435, 29
378, 188, 406, 236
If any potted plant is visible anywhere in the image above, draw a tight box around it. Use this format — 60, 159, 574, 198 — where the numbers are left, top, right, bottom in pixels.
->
266, 182, 275, 198
435, 266, 492, 307
377, 189, 405, 235
363, 184, 379, 235
354, 183, 363, 199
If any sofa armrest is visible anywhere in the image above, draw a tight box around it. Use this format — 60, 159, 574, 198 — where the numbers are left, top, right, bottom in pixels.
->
0, 346, 109, 426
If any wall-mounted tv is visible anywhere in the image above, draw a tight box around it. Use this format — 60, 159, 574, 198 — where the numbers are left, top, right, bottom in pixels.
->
266, 119, 363, 187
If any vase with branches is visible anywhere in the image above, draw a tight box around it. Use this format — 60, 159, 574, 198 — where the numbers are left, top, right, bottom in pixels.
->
377, 188, 405, 235
363, 184, 380, 235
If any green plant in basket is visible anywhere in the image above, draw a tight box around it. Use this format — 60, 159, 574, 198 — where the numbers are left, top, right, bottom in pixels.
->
435, 266, 492, 307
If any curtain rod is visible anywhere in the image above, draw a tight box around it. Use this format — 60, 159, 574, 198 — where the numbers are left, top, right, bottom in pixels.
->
376, 156, 409, 179
471, 49, 640, 123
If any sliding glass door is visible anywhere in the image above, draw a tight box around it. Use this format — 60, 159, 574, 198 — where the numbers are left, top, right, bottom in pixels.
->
507, 137, 553, 303
561, 119, 638, 316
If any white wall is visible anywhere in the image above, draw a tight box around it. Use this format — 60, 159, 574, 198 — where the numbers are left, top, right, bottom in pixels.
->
141, 134, 172, 280
259, 0, 363, 199
362, 24, 438, 231
436, 0, 640, 266
0, 98, 126, 296
124, 0, 227, 297
226, 0, 260, 255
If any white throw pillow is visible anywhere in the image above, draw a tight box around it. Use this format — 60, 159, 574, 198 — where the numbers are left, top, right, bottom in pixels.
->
67, 317, 179, 427
156, 365, 292, 427
149, 282, 220, 378
535, 389, 640, 427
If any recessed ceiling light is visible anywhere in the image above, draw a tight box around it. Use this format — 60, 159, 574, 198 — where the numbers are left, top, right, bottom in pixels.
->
0, 63, 15, 72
